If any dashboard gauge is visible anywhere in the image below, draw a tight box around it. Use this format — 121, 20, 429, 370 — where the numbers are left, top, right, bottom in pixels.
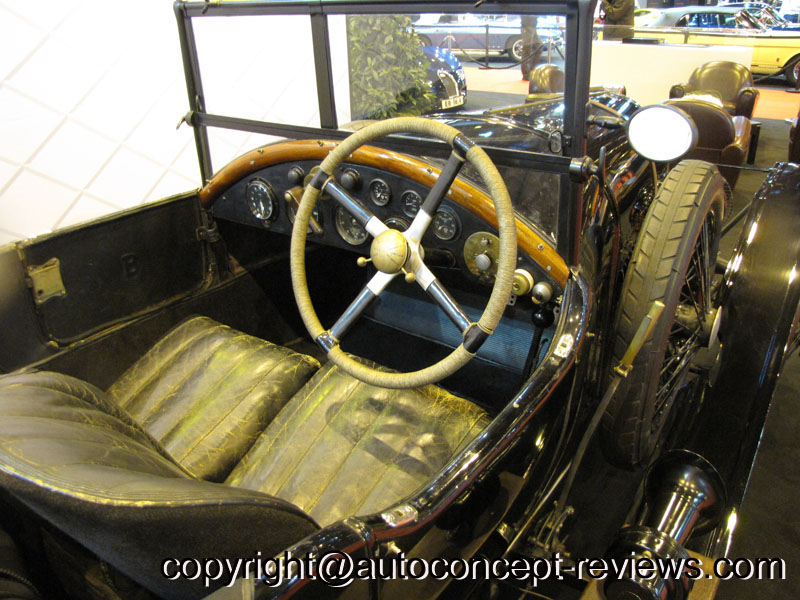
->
384, 216, 409, 231
432, 208, 461, 241
286, 201, 322, 233
369, 179, 391, 206
246, 179, 277, 221
401, 190, 422, 218
334, 206, 368, 246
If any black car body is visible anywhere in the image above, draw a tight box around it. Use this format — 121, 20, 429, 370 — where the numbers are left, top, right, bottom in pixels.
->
0, 1, 798, 600
421, 46, 468, 112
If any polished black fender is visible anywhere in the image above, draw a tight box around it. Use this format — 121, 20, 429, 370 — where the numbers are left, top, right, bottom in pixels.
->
685, 162, 800, 556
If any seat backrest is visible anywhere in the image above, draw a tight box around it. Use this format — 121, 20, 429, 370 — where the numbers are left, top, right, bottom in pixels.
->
688, 61, 753, 103
666, 98, 735, 157
0, 372, 318, 599
529, 64, 565, 94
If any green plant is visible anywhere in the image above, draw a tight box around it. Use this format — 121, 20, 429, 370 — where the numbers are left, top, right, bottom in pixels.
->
347, 15, 437, 120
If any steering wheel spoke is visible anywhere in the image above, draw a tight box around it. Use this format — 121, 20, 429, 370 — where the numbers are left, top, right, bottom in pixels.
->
412, 263, 471, 333
328, 270, 397, 343
324, 178, 388, 238
406, 149, 467, 243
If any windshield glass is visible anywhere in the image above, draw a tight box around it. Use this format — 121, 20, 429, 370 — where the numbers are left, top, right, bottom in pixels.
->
192, 9, 574, 243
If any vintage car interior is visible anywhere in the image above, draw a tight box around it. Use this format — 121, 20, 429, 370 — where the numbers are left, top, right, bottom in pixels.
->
1, 2, 799, 600
0, 106, 573, 598
668, 60, 760, 119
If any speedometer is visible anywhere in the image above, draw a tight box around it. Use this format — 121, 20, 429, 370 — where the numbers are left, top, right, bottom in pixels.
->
401, 190, 422, 218
334, 206, 368, 246
432, 208, 460, 241
246, 179, 277, 222
369, 179, 391, 206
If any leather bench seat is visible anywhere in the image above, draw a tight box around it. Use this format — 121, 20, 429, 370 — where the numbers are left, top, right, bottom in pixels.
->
227, 360, 489, 527
107, 316, 321, 481
0, 318, 490, 597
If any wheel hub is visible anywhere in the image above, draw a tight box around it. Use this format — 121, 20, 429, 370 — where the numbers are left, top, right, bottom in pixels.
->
370, 229, 409, 274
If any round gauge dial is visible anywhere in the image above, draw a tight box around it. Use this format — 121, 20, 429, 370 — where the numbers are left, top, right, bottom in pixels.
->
369, 179, 391, 206
246, 179, 277, 221
384, 216, 409, 231
432, 208, 461, 241
401, 190, 422, 218
286, 201, 322, 233
334, 206, 368, 246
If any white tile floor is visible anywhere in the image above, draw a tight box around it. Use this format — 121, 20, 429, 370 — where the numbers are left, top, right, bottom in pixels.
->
0, 2, 349, 243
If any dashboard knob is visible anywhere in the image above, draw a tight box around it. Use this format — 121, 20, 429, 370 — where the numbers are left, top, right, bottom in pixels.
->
512, 269, 535, 296
288, 166, 305, 186
475, 252, 492, 272
532, 281, 553, 304
340, 169, 362, 192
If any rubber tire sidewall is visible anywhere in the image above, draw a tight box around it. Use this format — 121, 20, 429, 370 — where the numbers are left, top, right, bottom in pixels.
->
508, 36, 523, 62
786, 55, 800, 86
600, 160, 726, 468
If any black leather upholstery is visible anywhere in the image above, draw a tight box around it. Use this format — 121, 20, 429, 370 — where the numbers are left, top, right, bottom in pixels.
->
0, 372, 318, 599
669, 61, 759, 119
227, 360, 490, 527
0, 319, 491, 597
666, 98, 751, 190
108, 316, 320, 481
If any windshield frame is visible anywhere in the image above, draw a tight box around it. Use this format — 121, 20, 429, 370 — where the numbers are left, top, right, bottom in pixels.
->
174, 0, 597, 264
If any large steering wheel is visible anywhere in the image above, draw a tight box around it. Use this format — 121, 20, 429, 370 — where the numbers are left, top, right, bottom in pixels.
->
290, 117, 517, 389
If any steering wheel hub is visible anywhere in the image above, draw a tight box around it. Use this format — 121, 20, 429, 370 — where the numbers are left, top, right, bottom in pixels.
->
371, 229, 409, 274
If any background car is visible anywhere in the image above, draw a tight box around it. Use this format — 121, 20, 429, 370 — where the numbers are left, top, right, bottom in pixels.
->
414, 13, 564, 62
633, 6, 800, 84
721, 1, 800, 29
633, 8, 663, 26
646, 5, 765, 29
421, 46, 468, 112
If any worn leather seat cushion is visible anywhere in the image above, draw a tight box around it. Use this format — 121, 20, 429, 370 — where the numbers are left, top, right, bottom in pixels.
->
0, 372, 318, 599
108, 316, 320, 481
227, 360, 490, 527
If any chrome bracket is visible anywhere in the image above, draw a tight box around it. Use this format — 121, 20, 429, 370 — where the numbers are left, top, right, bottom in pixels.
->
381, 503, 418, 528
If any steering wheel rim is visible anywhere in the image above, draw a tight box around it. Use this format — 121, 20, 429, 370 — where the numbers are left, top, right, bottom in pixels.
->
290, 116, 517, 389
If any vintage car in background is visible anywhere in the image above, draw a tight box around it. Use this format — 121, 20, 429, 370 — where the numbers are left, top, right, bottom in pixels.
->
645, 5, 765, 29
413, 13, 565, 62
421, 46, 468, 112
0, 1, 798, 600
632, 6, 800, 84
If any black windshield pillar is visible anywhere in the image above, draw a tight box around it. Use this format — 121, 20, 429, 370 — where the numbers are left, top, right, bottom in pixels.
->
310, 12, 338, 130
558, 0, 595, 265
174, 1, 213, 183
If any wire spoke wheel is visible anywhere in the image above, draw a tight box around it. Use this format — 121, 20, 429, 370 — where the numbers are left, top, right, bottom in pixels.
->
601, 160, 725, 468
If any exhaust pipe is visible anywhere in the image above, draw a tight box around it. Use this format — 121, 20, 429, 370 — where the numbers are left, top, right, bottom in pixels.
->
604, 450, 726, 600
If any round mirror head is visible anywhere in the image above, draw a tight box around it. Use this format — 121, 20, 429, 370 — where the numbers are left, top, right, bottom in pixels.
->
626, 104, 698, 163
